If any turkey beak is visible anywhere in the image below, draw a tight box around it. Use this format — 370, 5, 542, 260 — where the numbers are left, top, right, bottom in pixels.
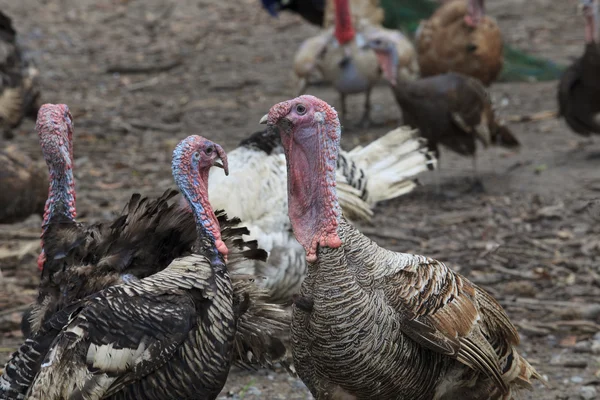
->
213, 144, 229, 176
259, 114, 268, 125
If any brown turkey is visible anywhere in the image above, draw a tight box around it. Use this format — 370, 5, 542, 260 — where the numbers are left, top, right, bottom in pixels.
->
261, 94, 545, 400
0, 145, 46, 223
415, 0, 503, 86
558, 0, 600, 136
1, 135, 289, 400
368, 36, 519, 188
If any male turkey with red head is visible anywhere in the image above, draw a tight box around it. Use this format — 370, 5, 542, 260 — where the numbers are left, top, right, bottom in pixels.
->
261, 95, 545, 399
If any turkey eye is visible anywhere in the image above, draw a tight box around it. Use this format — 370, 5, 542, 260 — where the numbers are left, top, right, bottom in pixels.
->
296, 104, 306, 115
192, 152, 201, 161
205, 146, 213, 155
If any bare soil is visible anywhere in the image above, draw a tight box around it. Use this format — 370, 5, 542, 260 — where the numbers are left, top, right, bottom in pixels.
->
0, 0, 599, 399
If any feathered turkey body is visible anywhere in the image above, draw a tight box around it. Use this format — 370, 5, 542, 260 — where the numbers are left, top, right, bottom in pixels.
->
4, 254, 236, 400
208, 127, 435, 302
0, 10, 40, 135
263, 95, 545, 400
1, 135, 289, 400
366, 36, 520, 181
292, 219, 539, 399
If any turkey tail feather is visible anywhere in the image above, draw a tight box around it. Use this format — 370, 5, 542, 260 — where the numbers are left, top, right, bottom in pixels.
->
340, 126, 436, 209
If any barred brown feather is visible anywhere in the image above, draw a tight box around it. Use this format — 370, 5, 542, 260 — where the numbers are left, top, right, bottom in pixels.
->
292, 218, 545, 399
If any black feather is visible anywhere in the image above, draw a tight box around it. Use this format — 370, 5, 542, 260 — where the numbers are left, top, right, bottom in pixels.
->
238, 129, 282, 155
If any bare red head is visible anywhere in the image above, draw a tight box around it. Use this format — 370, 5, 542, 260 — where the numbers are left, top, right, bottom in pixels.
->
260, 95, 342, 263
36, 103, 76, 271
334, 0, 355, 45
581, 0, 599, 43
465, 0, 485, 27
172, 135, 229, 259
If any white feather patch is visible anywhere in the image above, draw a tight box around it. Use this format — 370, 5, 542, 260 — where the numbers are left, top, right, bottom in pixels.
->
41, 345, 59, 368
86, 340, 146, 373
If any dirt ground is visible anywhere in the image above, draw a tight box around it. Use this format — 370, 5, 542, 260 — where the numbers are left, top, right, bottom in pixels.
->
0, 0, 599, 399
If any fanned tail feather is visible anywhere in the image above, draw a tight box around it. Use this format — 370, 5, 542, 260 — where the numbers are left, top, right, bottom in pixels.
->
343, 126, 436, 206
215, 209, 291, 370
230, 277, 291, 370
336, 182, 373, 222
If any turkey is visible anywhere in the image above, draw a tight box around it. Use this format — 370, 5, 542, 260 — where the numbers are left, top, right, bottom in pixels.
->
0, 145, 46, 224
261, 94, 545, 399
293, 0, 418, 126
0, 10, 40, 137
416, 0, 503, 86
368, 36, 519, 188
23, 104, 196, 337
0, 135, 289, 400
208, 125, 435, 302
558, 0, 600, 136
23, 106, 288, 371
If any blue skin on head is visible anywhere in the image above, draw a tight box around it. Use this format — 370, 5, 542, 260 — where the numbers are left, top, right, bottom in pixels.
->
172, 136, 221, 260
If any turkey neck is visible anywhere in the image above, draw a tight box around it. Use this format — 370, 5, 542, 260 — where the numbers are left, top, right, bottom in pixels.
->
334, 0, 355, 45
278, 109, 342, 263
172, 157, 227, 265
40, 137, 76, 230
374, 44, 414, 104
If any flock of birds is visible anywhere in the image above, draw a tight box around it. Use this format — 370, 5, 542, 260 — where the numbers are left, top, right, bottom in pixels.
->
0, 0, 598, 399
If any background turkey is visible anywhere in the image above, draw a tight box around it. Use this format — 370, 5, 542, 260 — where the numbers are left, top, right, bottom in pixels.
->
292, 0, 419, 126
415, 0, 503, 86
368, 33, 519, 188
263, 94, 545, 400
259, 0, 564, 82
23, 104, 194, 337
